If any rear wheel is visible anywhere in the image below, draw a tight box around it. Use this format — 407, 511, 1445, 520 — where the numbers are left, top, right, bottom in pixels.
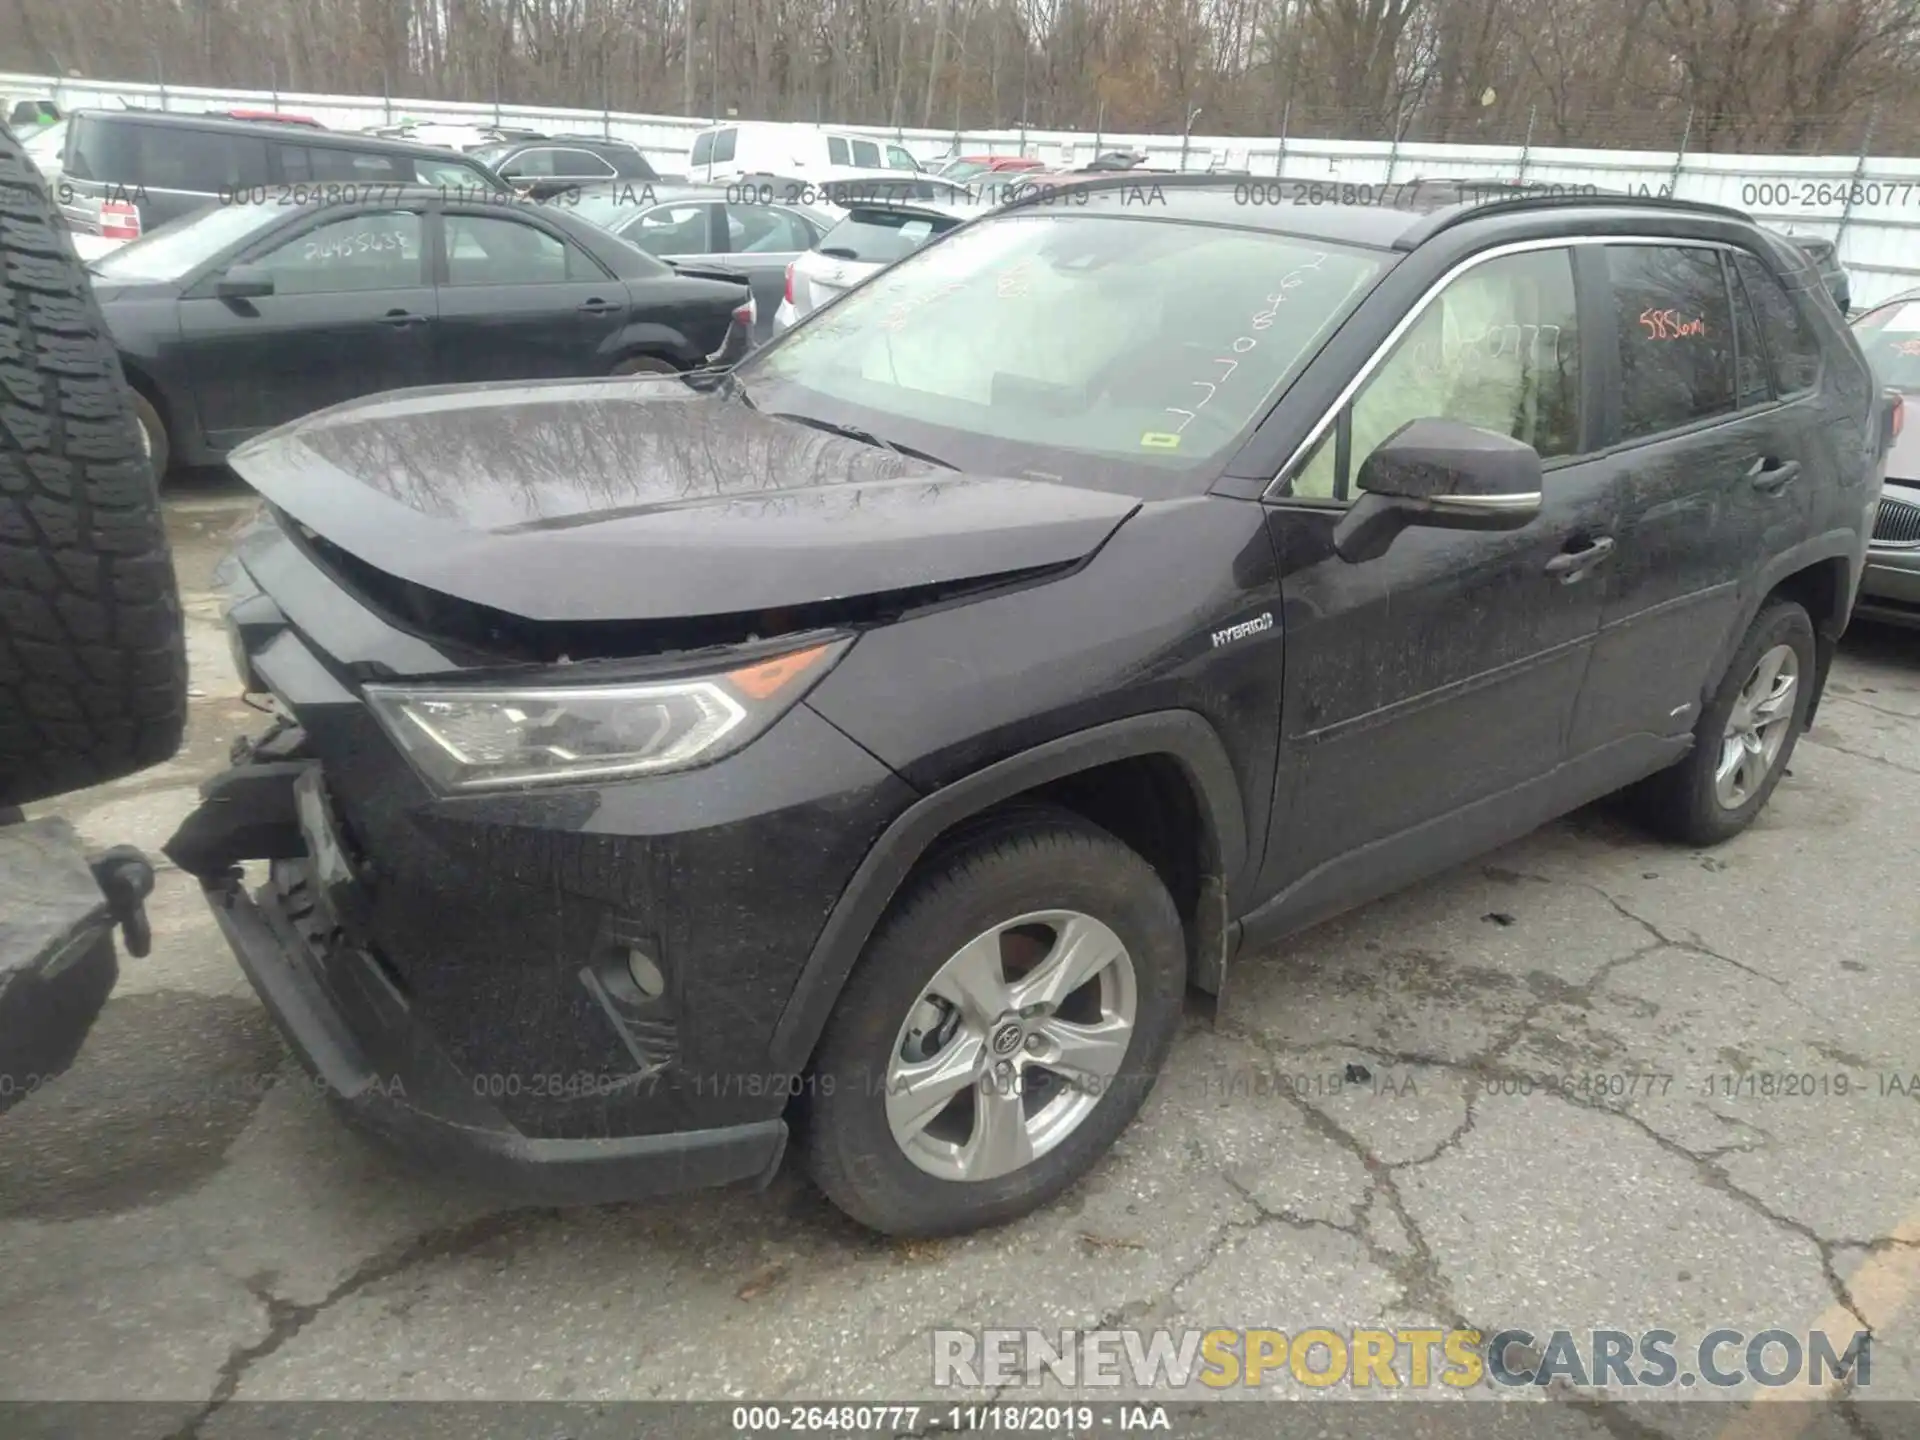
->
611, 354, 678, 377
129, 389, 168, 477
1628, 599, 1815, 845
803, 810, 1186, 1236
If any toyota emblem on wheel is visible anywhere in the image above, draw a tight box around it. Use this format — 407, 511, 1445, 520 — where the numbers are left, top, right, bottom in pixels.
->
991, 1022, 1023, 1056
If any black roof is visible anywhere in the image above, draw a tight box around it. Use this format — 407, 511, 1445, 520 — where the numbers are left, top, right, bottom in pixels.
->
996, 172, 1760, 251
71, 107, 487, 161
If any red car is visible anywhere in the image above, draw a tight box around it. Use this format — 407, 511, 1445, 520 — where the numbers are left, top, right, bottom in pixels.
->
217, 109, 324, 128
935, 154, 1044, 181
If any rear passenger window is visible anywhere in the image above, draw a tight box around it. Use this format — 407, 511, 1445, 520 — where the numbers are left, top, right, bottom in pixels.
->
1732, 251, 1822, 396
137, 126, 269, 193
445, 214, 600, 284
851, 139, 881, 167
280, 146, 408, 184
711, 129, 737, 164
1606, 245, 1735, 439
1288, 247, 1581, 501
828, 137, 851, 165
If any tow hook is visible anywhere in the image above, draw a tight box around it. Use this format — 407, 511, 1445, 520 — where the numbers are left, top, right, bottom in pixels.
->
88, 845, 156, 959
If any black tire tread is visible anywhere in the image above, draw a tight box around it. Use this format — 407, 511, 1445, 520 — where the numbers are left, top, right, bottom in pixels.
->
0, 123, 185, 807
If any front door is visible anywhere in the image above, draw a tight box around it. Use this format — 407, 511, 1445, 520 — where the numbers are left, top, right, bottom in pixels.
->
1257, 244, 1616, 927
177, 207, 435, 451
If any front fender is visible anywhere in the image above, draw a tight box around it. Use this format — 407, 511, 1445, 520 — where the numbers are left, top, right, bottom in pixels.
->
765, 709, 1246, 1072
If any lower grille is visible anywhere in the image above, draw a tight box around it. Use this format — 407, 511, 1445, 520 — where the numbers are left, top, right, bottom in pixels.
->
1874, 495, 1920, 546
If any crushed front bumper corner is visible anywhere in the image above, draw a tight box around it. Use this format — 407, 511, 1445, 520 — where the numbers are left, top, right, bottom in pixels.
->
172, 750, 789, 1205
203, 873, 787, 1204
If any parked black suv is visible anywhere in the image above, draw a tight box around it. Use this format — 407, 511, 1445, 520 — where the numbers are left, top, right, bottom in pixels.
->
56, 109, 508, 237
166, 179, 1888, 1238
474, 136, 661, 198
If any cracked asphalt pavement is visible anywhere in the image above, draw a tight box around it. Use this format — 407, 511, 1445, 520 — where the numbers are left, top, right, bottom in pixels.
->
4, 479, 1919, 1436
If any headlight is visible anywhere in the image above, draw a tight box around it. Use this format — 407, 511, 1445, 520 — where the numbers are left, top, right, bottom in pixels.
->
365, 637, 848, 792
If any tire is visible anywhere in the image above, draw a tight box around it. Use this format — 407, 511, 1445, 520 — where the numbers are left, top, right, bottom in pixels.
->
803, 809, 1186, 1237
611, 354, 678, 376
0, 122, 186, 808
129, 388, 168, 477
1628, 599, 1816, 846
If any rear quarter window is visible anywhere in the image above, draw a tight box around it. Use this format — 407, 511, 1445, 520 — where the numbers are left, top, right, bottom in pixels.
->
279, 144, 409, 184
1733, 251, 1823, 396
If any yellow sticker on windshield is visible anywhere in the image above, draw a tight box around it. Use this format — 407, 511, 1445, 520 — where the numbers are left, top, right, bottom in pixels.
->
1139, 432, 1182, 450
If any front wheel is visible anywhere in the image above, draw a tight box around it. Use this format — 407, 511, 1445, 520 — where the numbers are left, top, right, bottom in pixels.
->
611, 354, 678, 377
1628, 599, 1816, 845
803, 811, 1186, 1237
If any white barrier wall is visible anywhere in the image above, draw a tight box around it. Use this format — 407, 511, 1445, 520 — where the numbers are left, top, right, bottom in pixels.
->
8, 71, 1917, 308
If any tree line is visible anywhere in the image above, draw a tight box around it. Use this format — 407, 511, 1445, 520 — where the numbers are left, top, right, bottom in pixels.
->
6, 0, 1919, 154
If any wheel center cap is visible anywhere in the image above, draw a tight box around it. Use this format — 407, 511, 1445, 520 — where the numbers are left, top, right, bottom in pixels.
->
990, 1020, 1025, 1057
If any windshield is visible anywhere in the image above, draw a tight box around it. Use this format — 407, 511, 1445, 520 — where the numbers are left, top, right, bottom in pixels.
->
1856, 301, 1920, 391
742, 212, 1387, 493
89, 202, 282, 282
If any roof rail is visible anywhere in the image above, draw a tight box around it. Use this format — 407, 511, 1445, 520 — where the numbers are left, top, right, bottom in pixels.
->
1393, 189, 1753, 250
993, 169, 1247, 212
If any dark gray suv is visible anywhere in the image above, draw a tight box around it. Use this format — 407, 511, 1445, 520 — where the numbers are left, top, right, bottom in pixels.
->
166, 179, 1889, 1237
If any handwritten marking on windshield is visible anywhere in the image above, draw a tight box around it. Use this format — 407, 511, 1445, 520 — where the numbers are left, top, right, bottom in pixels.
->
1163, 253, 1330, 437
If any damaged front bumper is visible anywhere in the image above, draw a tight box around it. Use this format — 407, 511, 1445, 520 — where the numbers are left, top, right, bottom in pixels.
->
170, 754, 788, 1203
1, 818, 155, 1115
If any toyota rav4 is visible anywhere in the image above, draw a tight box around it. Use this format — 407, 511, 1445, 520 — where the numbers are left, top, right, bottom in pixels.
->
166, 179, 1891, 1237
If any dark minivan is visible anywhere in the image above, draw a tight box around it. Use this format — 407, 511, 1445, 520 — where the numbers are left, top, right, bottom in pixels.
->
169, 180, 1888, 1240
56, 110, 508, 239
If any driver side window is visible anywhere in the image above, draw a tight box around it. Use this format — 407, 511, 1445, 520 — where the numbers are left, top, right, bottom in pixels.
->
1288, 248, 1581, 500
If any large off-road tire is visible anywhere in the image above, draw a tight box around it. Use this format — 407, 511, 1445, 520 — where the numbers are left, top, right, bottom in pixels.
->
803, 808, 1187, 1237
0, 122, 185, 808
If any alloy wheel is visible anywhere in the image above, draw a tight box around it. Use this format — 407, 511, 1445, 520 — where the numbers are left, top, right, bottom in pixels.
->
1714, 642, 1799, 810
884, 910, 1137, 1183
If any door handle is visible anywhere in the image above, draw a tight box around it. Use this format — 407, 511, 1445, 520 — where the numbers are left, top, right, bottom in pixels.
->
1748, 456, 1801, 494
577, 298, 619, 315
1543, 535, 1615, 583
380, 309, 427, 328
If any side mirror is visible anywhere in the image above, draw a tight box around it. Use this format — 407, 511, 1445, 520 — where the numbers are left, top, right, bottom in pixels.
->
1333, 418, 1543, 563
215, 264, 274, 300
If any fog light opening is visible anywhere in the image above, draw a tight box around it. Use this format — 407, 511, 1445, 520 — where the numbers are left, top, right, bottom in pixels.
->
626, 947, 666, 999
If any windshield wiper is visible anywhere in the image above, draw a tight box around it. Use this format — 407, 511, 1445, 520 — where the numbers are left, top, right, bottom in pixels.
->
768, 411, 957, 470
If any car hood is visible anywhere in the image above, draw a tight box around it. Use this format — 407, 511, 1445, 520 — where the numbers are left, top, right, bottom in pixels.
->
226, 378, 1140, 624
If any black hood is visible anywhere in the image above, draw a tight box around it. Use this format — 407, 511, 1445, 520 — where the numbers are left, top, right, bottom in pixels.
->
226, 378, 1140, 624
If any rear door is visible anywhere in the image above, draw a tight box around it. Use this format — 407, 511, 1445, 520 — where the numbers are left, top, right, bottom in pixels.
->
1568, 242, 1814, 752
175, 206, 434, 449
432, 208, 631, 382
